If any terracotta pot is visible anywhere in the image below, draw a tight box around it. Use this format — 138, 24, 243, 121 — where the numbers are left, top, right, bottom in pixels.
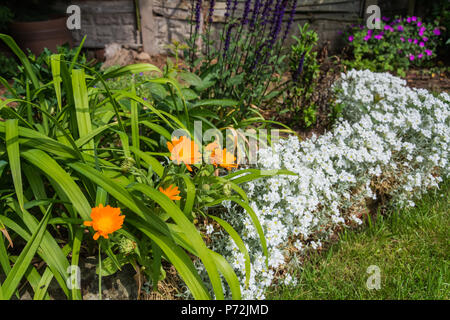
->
9, 17, 73, 55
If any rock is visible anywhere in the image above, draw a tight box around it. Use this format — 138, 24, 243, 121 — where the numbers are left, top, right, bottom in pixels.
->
136, 52, 151, 61
101, 43, 137, 70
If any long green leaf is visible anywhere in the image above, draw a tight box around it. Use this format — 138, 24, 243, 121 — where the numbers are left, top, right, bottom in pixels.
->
126, 217, 211, 300
208, 215, 251, 288
72, 69, 94, 154
5, 119, 24, 210
130, 183, 225, 299
1, 205, 51, 299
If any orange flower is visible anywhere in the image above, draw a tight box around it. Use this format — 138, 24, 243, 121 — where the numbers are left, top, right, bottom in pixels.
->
206, 142, 238, 171
159, 184, 182, 201
167, 136, 201, 171
83, 204, 125, 240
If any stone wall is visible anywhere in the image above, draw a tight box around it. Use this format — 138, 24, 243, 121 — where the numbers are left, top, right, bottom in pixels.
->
61, 0, 411, 54
56, 0, 141, 48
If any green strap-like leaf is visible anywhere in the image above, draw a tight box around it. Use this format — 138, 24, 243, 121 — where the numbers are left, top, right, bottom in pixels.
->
131, 183, 225, 299
208, 215, 251, 288
126, 217, 211, 300
1, 205, 51, 299
5, 119, 24, 211
72, 69, 94, 154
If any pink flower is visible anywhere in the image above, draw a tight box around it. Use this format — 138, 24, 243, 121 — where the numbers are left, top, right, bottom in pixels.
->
417, 21, 422, 27
419, 42, 425, 47
412, 16, 417, 22
348, 35, 354, 42
400, 37, 405, 42
425, 49, 432, 56
433, 28, 441, 36
422, 37, 428, 42
408, 38, 413, 43
419, 27, 426, 36
397, 25, 404, 32
418, 53, 424, 59
413, 39, 418, 44
374, 34, 383, 40
364, 35, 371, 41
406, 17, 412, 23
409, 54, 415, 61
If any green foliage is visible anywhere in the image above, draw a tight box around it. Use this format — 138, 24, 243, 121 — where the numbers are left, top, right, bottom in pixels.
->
0, 5, 13, 31
0, 54, 18, 79
0, 34, 289, 300
283, 24, 321, 128
343, 16, 443, 77
184, 1, 296, 122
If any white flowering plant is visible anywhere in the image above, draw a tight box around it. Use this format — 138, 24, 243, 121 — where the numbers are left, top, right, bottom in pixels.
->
187, 69, 449, 300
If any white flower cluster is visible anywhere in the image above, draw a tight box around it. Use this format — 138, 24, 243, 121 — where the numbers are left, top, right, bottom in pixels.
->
195, 70, 449, 300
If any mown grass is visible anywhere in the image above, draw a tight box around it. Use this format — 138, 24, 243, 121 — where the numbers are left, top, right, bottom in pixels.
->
267, 180, 449, 300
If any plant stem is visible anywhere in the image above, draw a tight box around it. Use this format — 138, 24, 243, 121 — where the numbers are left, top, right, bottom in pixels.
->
98, 242, 102, 300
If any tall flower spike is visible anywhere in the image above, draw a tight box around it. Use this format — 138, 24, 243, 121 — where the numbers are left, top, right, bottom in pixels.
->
242, 0, 252, 25
208, 0, 216, 24
282, 0, 297, 42
194, 0, 203, 33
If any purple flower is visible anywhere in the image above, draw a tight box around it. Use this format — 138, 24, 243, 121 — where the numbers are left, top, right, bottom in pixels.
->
348, 35, 354, 42
282, 0, 298, 42
408, 38, 413, 43
406, 17, 412, 23
364, 34, 371, 41
260, 0, 274, 26
418, 53, 424, 59
250, 0, 262, 29
208, 0, 216, 24
194, 0, 203, 33
433, 28, 441, 36
242, 0, 251, 25
231, 0, 238, 16
400, 37, 405, 42
143, 97, 148, 101
425, 49, 432, 56
419, 41, 425, 47
409, 54, 415, 61
422, 37, 428, 42
292, 52, 306, 82
268, 0, 287, 48
419, 27, 426, 36
397, 25, 404, 32
224, 0, 232, 18
413, 39, 418, 44
374, 34, 383, 40
412, 16, 417, 22
417, 21, 422, 27
223, 23, 234, 57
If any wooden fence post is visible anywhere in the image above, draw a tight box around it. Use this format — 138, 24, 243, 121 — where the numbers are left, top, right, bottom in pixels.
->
139, 0, 158, 55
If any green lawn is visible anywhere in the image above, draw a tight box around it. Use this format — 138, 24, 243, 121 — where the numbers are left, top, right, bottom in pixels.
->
267, 180, 449, 300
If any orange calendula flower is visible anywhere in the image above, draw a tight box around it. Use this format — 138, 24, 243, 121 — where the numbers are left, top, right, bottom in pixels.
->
167, 136, 201, 171
83, 204, 125, 240
206, 142, 238, 171
159, 184, 182, 201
